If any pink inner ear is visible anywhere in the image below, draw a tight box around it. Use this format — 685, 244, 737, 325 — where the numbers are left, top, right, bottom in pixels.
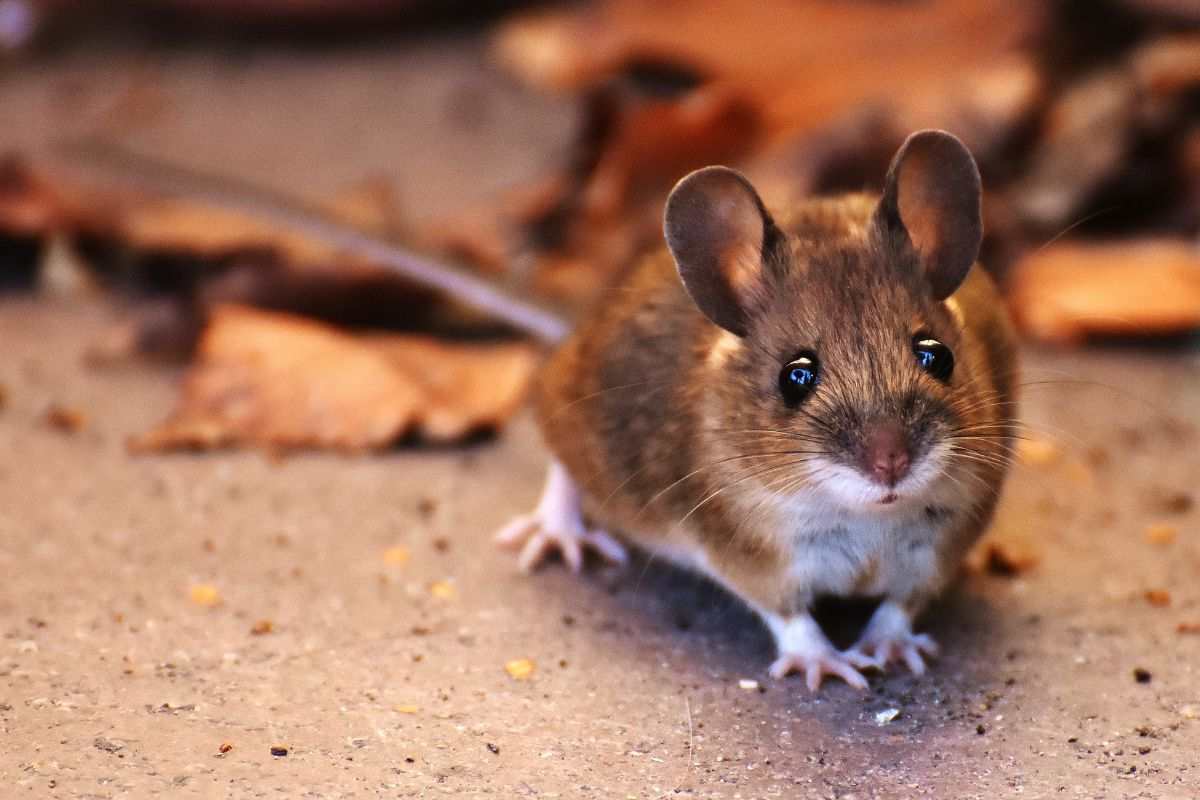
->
896, 147, 944, 263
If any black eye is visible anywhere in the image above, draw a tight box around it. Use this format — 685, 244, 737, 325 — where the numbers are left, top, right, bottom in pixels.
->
779, 352, 820, 405
913, 336, 954, 382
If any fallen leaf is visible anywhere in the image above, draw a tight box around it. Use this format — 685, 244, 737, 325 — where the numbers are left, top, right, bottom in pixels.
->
1144, 589, 1172, 607
129, 306, 538, 452
505, 658, 536, 681
44, 405, 88, 433
1008, 240, 1200, 344
966, 533, 1039, 577
189, 584, 222, 607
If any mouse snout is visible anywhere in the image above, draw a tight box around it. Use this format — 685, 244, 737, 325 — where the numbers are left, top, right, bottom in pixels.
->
860, 423, 911, 487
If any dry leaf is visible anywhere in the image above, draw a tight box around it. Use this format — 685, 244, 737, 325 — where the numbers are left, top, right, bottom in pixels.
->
1008, 240, 1200, 344
1144, 589, 1172, 607
44, 405, 88, 433
504, 658, 535, 680
966, 532, 1039, 577
130, 306, 538, 453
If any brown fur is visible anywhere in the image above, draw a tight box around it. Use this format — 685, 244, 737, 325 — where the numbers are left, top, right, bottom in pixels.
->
534, 189, 1016, 622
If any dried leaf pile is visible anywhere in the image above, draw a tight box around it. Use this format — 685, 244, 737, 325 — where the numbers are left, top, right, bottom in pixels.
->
0, 0, 1197, 452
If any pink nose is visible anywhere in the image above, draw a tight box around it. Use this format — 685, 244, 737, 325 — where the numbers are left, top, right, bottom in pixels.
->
862, 424, 911, 487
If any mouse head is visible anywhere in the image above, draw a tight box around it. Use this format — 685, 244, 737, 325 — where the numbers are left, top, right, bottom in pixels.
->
664, 129, 999, 512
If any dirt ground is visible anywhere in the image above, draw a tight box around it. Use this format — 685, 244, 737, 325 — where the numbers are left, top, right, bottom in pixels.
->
2, 26, 1200, 800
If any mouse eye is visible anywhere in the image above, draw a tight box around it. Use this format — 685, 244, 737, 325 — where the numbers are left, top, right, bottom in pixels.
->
913, 336, 954, 382
779, 352, 820, 405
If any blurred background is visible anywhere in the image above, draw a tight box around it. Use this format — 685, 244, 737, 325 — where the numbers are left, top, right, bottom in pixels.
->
0, 2, 1197, 448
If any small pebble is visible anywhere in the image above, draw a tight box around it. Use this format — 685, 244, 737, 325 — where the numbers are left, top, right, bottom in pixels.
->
1133, 667, 1152, 684
874, 708, 900, 726
218, 743, 233, 754
738, 679, 760, 691
270, 746, 288, 757
486, 742, 500, 754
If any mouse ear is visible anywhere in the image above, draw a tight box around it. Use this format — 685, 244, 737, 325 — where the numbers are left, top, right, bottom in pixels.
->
876, 130, 982, 300
664, 166, 779, 336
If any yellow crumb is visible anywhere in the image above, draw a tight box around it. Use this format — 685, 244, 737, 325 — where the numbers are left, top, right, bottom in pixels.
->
505, 658, 535, 680
429, 580, 455, 599
383, 546, 410, 566
189, 584, 222, 607
1017, 437, 1061, 466
1144, 523, 1178, 546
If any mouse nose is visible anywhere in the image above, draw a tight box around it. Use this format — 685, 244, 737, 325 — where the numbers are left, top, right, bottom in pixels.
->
861, 424, 911, 487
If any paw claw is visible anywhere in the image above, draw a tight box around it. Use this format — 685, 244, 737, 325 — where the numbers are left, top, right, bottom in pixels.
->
494, 463, 627, 573
847, 632, 939, 677
769, 651, 869, 691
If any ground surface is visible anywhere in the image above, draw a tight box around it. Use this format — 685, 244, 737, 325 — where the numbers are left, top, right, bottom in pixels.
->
2, 25, 1200, 800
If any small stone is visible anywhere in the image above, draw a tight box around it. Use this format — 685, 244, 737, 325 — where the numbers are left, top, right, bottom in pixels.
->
486, 742, 500, 754
738, 679, 760, 691
218, 742, 233, 754
874, 708, 901, 726
249, 620, 273, 636
270, 746, 288, 757
1133, 667, 1152, 684
976, 724, 987, 735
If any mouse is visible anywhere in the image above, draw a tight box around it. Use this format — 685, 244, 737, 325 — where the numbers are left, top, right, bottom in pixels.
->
65, 129, 1018, 690
495, 129, 1017, 690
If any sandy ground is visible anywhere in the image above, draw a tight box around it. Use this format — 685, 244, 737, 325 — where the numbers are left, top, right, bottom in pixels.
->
2, 25, 1200, 800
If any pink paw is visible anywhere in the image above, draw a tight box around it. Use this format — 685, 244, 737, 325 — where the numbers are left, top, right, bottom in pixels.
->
845, 632, 939, 676
495, 515, 626, 574
769, 649, 869, 692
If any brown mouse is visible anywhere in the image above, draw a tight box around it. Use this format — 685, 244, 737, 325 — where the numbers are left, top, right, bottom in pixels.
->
496, 130, 1017, 690
68, 129, 1017, 690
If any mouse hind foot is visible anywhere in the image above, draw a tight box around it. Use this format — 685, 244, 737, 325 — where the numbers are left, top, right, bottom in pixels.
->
843, 600, 938, 676
494, 461, 627, 573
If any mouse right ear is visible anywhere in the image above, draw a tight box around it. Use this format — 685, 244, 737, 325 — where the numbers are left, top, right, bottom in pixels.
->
664, 166, 780, 337
876, 130, 983, 301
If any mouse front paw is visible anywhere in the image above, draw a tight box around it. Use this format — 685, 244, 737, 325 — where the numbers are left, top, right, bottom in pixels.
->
769, 649, 870, 692
843, 601, 939, 676
762, 612, 869, 691
494, 461, 627, 574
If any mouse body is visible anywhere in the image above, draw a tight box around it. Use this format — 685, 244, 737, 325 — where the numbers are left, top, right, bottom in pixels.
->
497, 130, 1018, 690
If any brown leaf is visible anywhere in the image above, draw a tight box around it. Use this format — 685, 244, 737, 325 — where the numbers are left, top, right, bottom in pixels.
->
1007, 240, 1200, 344
494, 0, 1037, 145
130, 306, 538, 452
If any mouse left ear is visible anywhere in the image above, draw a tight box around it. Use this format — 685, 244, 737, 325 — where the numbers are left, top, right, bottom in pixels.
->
664, 166, 781, 337
875, 129, 982, 300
